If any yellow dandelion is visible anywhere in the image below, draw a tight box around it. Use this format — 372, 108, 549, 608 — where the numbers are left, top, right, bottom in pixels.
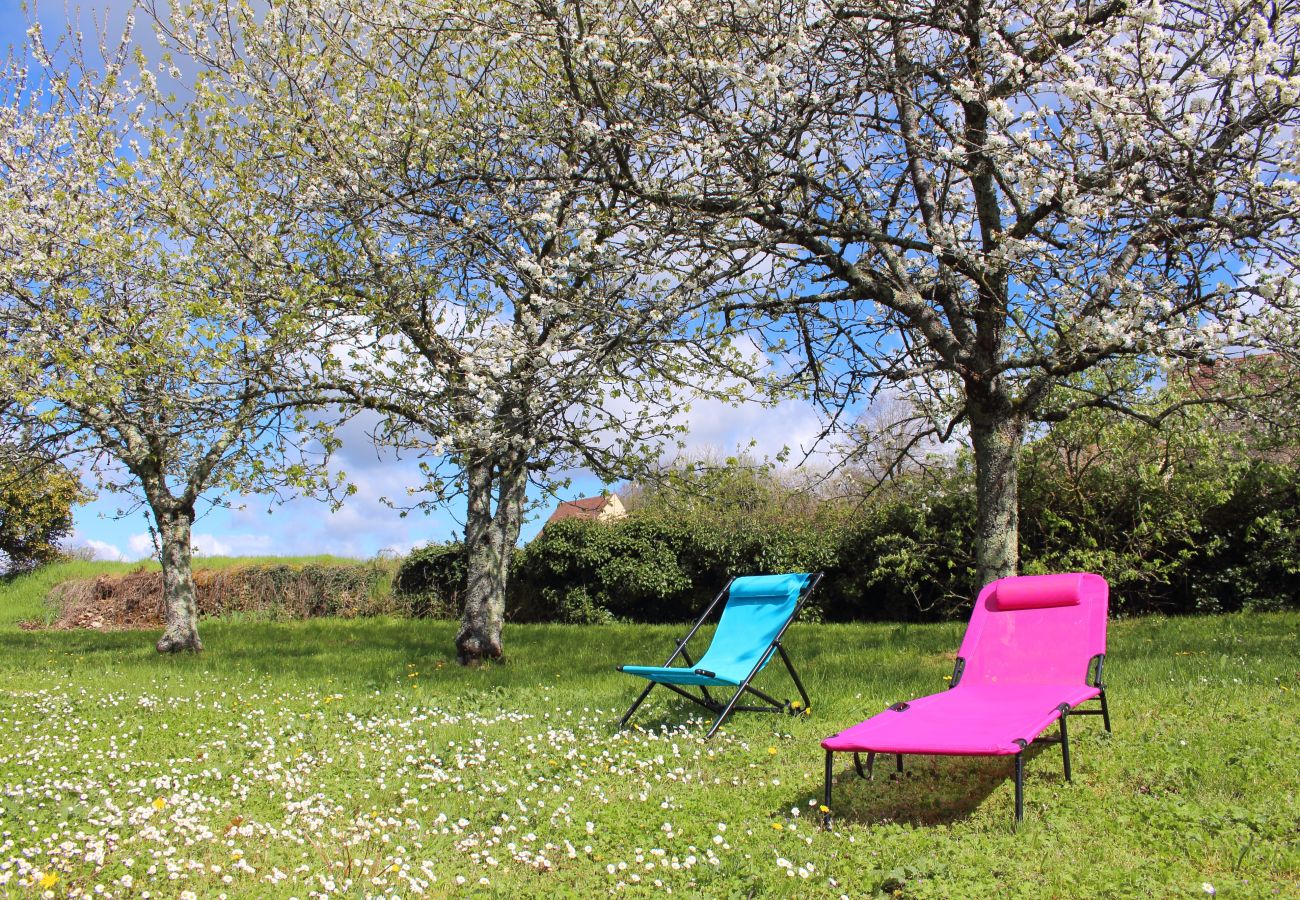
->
771, 822, 784, 830
39, 873, 59, 889
767, 747, 778, 755
818, 805, 830, 814
152, 797, 166, 810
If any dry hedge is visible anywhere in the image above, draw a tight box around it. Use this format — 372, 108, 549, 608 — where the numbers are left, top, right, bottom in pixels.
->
48, 563, 396, 630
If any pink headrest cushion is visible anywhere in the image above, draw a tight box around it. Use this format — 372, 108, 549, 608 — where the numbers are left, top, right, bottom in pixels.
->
993, 573, 1084, 610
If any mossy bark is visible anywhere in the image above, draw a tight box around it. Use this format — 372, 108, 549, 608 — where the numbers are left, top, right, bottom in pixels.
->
455, 454, 527, 665
969, 401, 1024, 587
154, 505, 203, 654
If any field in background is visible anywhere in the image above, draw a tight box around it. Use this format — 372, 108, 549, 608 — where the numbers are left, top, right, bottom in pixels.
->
0, 584, 1295, 897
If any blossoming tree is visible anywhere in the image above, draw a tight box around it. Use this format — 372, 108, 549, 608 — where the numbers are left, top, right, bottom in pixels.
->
529, 0, 1300, 584
0, 29, 334, 651
151, 0, 765, 662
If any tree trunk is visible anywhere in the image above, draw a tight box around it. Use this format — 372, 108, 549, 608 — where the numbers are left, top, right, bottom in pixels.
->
455, 456, 527, 665
154, 506, 203, 653
969, 404, 1024, 588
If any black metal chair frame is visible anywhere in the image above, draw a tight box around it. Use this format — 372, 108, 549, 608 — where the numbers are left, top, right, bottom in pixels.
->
618, 572, 824, 739
823, 651, 1112, 826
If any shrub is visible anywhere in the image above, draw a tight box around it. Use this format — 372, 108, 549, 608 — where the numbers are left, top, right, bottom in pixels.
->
0, 448, 85, 575
392, 543, 467, 618
1017, 400, 1300, 615
828, 469, 978, 621
511, 511, 846, 623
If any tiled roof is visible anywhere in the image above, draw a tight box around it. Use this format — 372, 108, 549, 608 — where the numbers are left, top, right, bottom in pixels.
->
1186, 353, 1279, 396
546, 495, 612, 525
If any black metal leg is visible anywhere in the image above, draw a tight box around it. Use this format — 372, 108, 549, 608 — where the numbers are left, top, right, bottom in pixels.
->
896, 753, 904, 774
740, 682, 787, 709
852, 752, 866, 779
777, 644, 812, 709
620, 683, 655, 729
1099, 688, 1111, 732
705, 686, 749, 739
867, 751, 876, 780
823, 750, 834, 829
659, 682, 724, 712
1059, 710, 1072, 781
1014, 752, 1025, 823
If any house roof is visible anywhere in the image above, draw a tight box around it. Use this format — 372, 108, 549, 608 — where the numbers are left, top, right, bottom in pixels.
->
546, 495, 615, 525
1186, 353, 1281, 396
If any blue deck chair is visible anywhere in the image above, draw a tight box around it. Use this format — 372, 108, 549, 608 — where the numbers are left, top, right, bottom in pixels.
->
616, 572, 823, 738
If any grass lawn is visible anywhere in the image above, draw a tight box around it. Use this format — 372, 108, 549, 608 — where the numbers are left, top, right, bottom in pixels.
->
0, 569, 1296, 897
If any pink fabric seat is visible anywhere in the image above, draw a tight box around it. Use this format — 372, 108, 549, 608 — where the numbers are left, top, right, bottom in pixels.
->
820, 573, 1112, 823
821, 683, 1102, 756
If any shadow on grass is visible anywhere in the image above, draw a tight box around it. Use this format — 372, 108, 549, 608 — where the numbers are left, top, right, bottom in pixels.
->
608, 703, 800, 740
818, 744, 1070, 828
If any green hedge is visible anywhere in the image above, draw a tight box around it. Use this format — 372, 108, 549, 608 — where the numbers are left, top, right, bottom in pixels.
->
509, 513, 843, 624
391, 543, 465, 618
393, 407, 1300, 623
1018, 404, 1300, 615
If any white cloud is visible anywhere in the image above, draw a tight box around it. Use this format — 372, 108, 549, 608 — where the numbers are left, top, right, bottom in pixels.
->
191, 533, 233, 557
125, 530, 278, 559
75, 538, 126, 562
127, 533, 156, 558
220, 453, 460, 558
673, 395, 828, 464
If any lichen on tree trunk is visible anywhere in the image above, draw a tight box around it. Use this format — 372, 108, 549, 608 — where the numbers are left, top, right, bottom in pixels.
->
154, 506, 203, 654
969, 403, 1023, 588
455, 455, 527, 666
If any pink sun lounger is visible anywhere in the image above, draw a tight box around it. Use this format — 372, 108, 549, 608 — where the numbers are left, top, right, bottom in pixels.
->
821, 573, 1111, 824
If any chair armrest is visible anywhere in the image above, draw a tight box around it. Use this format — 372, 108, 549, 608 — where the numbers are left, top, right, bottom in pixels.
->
948, 657, 966, 689
1089, 654, 1106, 688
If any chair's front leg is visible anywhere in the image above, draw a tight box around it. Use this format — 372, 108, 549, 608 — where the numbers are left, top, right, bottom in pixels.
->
677, 644, 696, 669
705, 685, 750, 739
619, 683, 656, 729
1058, 705, 1072, 781
823, 750, 834, 829
676, 647, 718, 705
1014, 750, 1025, 824
777, 643, 811, 710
